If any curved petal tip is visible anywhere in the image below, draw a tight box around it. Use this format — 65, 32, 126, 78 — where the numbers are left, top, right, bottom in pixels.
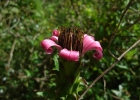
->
52, 30, 59, 36
93, 50, 103, 60
49, 36, 58, 42
83, 34, 103, 60
41, 39, 61, 54
59, 49, 79, 61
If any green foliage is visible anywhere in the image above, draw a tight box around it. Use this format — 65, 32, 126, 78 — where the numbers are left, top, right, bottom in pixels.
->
0, 0, 140, 100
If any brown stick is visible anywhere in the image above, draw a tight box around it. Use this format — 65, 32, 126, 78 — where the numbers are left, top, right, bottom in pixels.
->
108, 0, 134, 60
7, 39, 16, 68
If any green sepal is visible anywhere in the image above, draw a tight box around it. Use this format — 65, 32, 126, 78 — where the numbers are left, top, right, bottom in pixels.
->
64, 61, 79, 77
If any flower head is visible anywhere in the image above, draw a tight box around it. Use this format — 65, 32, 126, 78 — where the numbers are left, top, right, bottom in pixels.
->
41, 27, 103, 61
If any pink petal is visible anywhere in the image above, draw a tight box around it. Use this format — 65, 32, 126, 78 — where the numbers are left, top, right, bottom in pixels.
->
59, 49, 79, 61
82, 34, 103, 60
52, 30, 60, 36
49, 36, 58, 42
93, 50, 103, 60
41, 39, 62, 54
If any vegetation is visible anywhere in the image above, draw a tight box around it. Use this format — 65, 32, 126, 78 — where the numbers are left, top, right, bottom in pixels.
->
0, 0, 140, 99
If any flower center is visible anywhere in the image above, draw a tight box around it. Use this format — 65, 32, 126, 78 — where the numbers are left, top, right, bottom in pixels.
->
58, 27, 84, 53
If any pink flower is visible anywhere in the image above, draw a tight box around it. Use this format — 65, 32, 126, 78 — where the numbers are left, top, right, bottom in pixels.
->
41, 27, 103, 61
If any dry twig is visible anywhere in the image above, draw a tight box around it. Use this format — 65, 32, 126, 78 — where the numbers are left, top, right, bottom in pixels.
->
108, 0, 134, 60
7, 39, 16, 68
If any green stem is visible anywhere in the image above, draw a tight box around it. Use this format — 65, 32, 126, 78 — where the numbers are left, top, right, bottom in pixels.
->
57, 58, 82, 99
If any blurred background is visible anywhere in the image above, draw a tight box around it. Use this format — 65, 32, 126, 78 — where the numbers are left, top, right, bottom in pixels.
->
0, 0, 140, 100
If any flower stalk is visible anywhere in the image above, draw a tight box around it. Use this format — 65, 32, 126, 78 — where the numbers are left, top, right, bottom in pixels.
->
57, 59, 82, 99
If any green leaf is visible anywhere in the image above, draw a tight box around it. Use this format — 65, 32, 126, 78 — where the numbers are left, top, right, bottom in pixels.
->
11, 7, 19, 13
36, 92, 44, 97
111, 90, 122, 97
24, 69, 32, 77
116, 64, 128, 69
53, 54, 59, 71
124, 49, 137, 60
